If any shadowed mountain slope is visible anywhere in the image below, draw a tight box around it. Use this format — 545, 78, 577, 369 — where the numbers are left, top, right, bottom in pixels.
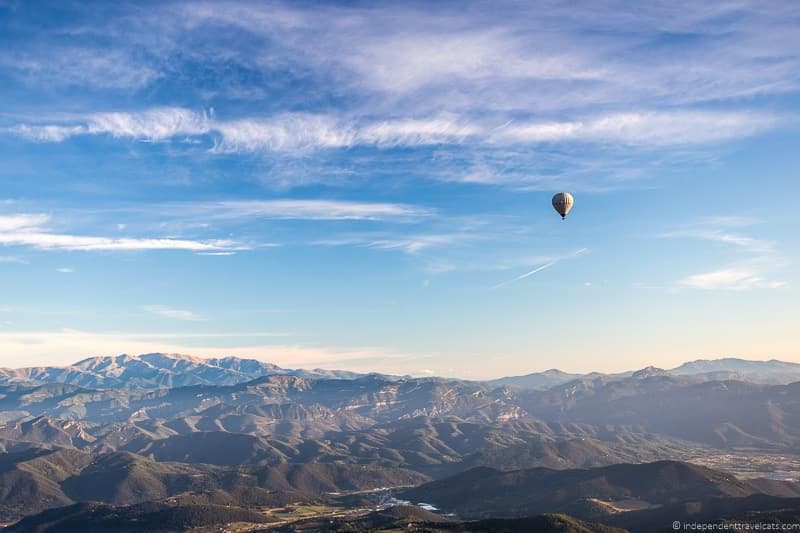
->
5, 501, 274, 532
401, 461, 800, 518
606, 494, 800, 532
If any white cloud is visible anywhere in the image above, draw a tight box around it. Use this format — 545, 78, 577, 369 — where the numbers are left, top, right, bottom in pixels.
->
678, 267, 786, 291
142, 305, 205, 321
0, 214, 50, 232
55, 267, 74, 273
0, 232, 241, 252
0, 213, 243, 252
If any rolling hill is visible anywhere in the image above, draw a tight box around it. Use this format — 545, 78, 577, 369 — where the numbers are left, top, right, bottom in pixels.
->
0, 447, 428, 522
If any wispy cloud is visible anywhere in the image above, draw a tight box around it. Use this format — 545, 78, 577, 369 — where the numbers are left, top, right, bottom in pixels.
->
1, 47, 159, 90
0, 199, 433, 256
168, 1, 800, 112
174, 199, 432, 222
358, 117, 481, 147
10, 124, 87, 142
0, 255, 28, 264
55, 267, 74, 273
666, 216, 787, 290
9, 108, 209, 142
142, 305, 206, 321
212, 114, 353, 152
8, 108, 779, 151
10, 111, 483, 149
4, 2, 798, 135
4, 1, 792, 195
364, 234, 465, 254
87, 108, 211, 140
662, 216, 774, 252
314, 233, 468, 254
492, 111, 778, 146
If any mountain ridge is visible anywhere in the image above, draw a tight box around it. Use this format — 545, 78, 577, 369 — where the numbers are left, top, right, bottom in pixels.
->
0, 353, 365, 390
2, 353, 799, 391
490, 358, 800, 390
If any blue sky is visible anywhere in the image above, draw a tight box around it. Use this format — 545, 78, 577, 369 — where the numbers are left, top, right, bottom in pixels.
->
0, 0, 798, 378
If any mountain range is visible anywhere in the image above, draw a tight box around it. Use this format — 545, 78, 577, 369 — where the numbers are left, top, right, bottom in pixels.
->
0, 355, 799, 452
489, 358, 800, 390
3, 353, 800, 391
0, 353, 362, 389
0, 352, 799, 530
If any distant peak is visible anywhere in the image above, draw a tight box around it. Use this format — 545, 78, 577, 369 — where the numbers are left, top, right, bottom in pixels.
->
138, 352, 207, 362
632, 366, 668, 378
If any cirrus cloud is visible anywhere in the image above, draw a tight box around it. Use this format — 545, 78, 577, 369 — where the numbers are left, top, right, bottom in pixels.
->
7, 108, 779, 152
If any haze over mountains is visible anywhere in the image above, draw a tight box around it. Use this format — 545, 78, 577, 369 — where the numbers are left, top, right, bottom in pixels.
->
0, 352, 799, 531
489, 357, 800, 389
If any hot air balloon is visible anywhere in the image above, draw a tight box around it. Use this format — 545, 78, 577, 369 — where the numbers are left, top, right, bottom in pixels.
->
552, 192, 574, 220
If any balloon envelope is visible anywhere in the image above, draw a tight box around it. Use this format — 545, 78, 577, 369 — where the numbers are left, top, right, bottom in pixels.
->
552, 192, 574, 219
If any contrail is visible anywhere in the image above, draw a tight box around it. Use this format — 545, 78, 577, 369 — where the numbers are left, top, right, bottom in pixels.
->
491, 261, 556, 289
490, 248, 588, 290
